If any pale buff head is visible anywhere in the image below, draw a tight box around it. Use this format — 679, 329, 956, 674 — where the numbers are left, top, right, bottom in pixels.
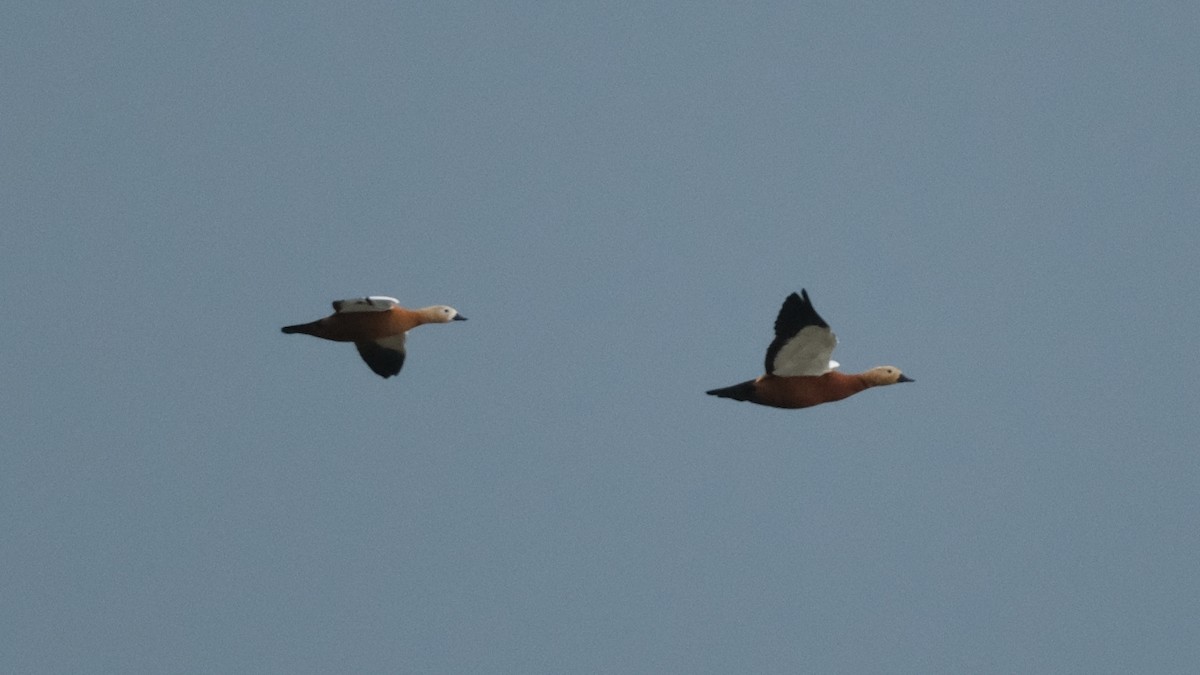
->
860, 366, 913, 387
417, 305, 467, 323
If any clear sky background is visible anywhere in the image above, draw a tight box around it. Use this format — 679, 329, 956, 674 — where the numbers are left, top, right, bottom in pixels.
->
4, 3, 1199, 673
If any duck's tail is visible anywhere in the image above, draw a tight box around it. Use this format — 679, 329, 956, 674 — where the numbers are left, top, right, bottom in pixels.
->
281, 321, 319, 336
705, 380, 758, 402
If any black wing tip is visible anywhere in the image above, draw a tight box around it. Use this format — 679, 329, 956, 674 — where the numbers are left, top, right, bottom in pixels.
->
367, 361, 402, 378
776, 288, 828, 330
366, 363, 402, 378
791, 288, 815, 310
355, 342, 406, 379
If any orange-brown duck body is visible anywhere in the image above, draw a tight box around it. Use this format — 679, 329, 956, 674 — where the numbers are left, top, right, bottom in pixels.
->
284, 304, 454, 342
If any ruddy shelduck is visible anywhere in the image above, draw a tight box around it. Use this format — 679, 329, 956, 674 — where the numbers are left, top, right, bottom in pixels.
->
706, 290, 912, 409
281, 296, 466, 378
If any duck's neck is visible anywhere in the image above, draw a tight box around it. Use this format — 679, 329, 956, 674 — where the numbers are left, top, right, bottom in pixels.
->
829, 371, 872, 395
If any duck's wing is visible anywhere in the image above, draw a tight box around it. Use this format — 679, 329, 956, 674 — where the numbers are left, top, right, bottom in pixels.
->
764, 289, 838, 376
332, 296, 401, 313
354, 333, 407, 378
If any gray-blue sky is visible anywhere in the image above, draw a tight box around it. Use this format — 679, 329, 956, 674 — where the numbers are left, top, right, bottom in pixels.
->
3, 2, 1198, 673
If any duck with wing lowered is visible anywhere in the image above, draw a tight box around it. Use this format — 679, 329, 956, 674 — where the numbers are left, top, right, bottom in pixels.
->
282, 296, 466, 379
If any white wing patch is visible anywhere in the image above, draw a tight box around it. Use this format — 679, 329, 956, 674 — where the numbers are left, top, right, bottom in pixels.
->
375, 333, 407, 352
333, 296, 400, 313
771, 326, 839, 376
